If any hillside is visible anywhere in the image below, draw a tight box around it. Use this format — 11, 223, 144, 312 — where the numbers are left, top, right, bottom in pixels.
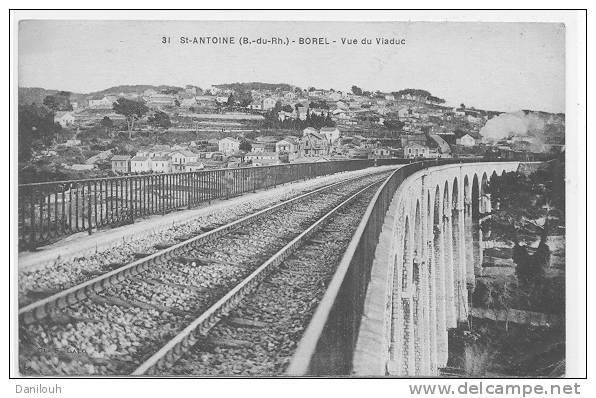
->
88, 85, 185, 98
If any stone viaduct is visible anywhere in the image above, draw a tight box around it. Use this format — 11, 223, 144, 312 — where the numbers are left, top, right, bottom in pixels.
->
352, 162, 520, 376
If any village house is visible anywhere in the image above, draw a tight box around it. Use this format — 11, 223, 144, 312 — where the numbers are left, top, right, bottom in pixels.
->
372, 147, 391, 158
252, 142, 275, 153
456, 133, 477, 147
147, 93, 176, 108
245, 151, 278, 167
328, 92, 342, 102
89, 95, 118, 109
275, 136, 300, 154
262, 97, 277, 111
130, 156, 152, 173
110, 155, 131, 174
184, 162, 205, 172
218, 137, 241, 155
54, 111, 76, 128
404, 142, 430, 159
320, 126, 341, 144
151, 156, 172, 173
170, 150, 198, 172
301, 128, 329, 157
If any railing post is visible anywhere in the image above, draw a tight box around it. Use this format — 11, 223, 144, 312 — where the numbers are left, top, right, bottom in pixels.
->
87, 181, 93, 235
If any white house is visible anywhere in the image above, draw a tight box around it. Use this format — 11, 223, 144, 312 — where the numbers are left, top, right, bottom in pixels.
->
130, 156, 152, 172
54, 111, 76, 127
170, 150, 198, 171
320, 127, 341, 144
456, 134, 476, 147
218, 137, 241, 155
328, 92, 342, 102
151, 156, 172, 173
262, 97, 277, 111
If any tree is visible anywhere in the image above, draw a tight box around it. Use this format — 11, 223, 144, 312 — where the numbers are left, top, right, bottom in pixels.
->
281, 104, 294, 113
351, 85, 363, 96
148, 111, 171, 129
101, 116, 114, 136
113, 98, 149, 138
239, 140, 252, 152
174, 99, 180, 107
18, 104, 61, 162
227, 93, 235, 106
43, 92, 73, 112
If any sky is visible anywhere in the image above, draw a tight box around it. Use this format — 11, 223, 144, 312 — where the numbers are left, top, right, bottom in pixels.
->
18, 20, 565, 113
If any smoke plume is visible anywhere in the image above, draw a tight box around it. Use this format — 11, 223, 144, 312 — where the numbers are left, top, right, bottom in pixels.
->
479, 111, 545, 142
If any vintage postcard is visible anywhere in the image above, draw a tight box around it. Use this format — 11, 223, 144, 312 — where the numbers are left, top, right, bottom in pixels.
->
9, 10, 585, 388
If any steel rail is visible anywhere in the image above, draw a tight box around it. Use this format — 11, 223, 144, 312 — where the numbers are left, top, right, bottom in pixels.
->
19, 169, 393, 325
132, 179, 382, 375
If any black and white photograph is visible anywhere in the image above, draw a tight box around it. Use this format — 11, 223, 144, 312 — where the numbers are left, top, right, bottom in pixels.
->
9, 9, 586, 385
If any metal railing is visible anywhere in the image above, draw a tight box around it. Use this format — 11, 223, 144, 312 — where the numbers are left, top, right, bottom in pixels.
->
286, 157, 518, 376
17, 159, 410, 250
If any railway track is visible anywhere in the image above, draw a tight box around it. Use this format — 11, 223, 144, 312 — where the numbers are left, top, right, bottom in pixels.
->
19, 170, 393, 376
159, 178, 383, 376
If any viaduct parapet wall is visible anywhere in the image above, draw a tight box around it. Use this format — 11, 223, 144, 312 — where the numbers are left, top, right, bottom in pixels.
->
352, 162, 520, 376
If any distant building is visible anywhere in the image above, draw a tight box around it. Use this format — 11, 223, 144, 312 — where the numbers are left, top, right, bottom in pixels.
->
130, 156, 152, 173
328, 92, 342, 102
456, 133, 477, 147
320, 127, 341, 144
301, 129, 329, 156
151, 156, 172, 173
262, 97, 277, 111
169, 150, 198, 171
218, 137, 241, 155
54, 111, 76, 127
275, 137, 300, 154
404, 143, 430, 159
245, 151, 278, 166
111, 155, 131, 174
184, 162, 205, 172
147, 94, 176, 108
88, 97, 113, 109
252, 141, 277, 153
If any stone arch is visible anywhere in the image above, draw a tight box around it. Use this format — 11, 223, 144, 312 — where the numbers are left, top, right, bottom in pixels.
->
463, 174, 470, 214
481, 172, 489, 195
433, 185, 441, 230
414, 200, 422, 257
452, 177, 459, 211
471, 173, 480, 218
442, 180, 450, 218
